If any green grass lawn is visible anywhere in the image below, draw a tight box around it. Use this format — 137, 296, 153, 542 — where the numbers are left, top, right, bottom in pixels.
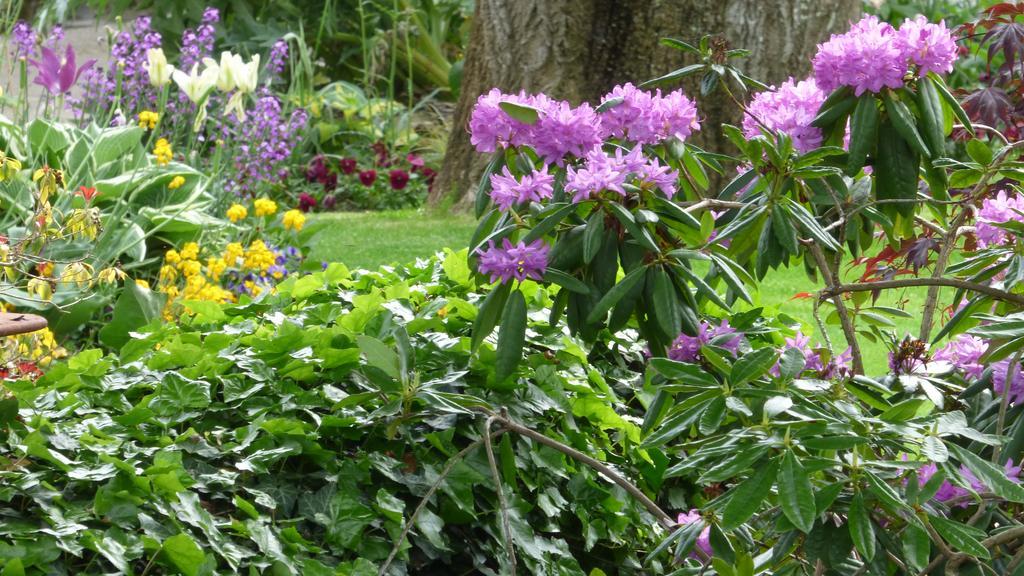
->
307, 210, 939, 372
306, 209, 478, 269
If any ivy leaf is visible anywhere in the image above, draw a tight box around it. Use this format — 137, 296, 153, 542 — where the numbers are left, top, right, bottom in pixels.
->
162, 533, 207, 576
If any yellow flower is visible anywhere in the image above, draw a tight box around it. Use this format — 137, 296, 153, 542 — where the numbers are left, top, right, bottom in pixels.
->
180, 242, 200, 261
97, 267, 127, 285
138, 110, 159, 130
168, 176, 185, 190
178, 260, 202, 278
135, 279, 151, 290
36, 262, 54, 278
158, 265, 178, 285
224, 242, 244, 265
27, 278, 52, 301
153, 138, 173, 165
253, 198, 277, 217
61, 262, 94, 290
165, 249, 181, 265
243, 239, 275, 272
226, 203, 248, 223
0, 151, 22, 182
206, 257, 227, 280
282, 209, 305, 231
31, 166, 64, 205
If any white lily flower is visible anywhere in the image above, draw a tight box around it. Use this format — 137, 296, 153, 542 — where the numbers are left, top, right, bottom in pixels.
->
224, 54, 260, 121
172, 63, 218, 104
172, 63, 218, 132
143, 48, 175, 87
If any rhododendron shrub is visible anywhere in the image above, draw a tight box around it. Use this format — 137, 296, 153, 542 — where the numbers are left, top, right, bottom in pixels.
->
462, 12, 1024, 575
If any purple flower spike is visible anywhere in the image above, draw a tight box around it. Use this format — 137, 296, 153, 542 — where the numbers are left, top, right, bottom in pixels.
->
30, 44, 95, 95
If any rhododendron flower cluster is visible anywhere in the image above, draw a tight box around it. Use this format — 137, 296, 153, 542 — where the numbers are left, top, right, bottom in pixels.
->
470, 90, 603, 164
565, 146, 679, 203
596, 83, 701, 145
489, 166, 555, 210
668, 320, 742, 363
914, 460, 1023, 507
470, 85, 700, 164
742, 77, 827, 153
813, 15, 957, 95
476, 239, 549, 284
976, 190, 1024, 248
771, 331, 853, 378
932, 334, 986, 379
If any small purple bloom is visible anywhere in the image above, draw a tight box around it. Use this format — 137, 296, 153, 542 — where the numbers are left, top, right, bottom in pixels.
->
29, 44, 95, 95
565, 148, 629, 203
10, 21, 37, 59
489, 165, 555, 210
668, 320, 742, 363
476, 238, 550, 284
676, 510, 711, 559
976, 190, 1024, 248
932, 335, 987, 380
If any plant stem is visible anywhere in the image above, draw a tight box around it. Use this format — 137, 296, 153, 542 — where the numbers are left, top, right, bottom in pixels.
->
825, 278, 1024, 307
808, 242, 864, 374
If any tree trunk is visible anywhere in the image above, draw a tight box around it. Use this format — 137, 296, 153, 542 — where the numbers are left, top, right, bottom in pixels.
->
431, 0, 862, 208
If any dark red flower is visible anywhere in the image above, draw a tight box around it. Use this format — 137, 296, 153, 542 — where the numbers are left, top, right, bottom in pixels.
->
389, 169, 410, 190
359, 170, 377, 186
323, 172, 337, 192
339, 157, 357, 174
306, 155, 328, 183
298, 193, 318, 212
323, 194, 337, 210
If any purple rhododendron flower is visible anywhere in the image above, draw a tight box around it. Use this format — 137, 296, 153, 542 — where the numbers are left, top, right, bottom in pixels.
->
565, 149, 629, 203
676, 510, 712, 559
743, 77, 827, 153
30, 44, 95, 95
813, 16, 909, 95
915, 460, 1023, 507
596, 83, 700, 144
668, 320, 742, 363
476, 239, 550, 284
489, 166, 555, 210
932, 335, 987, 380
771, 331, 823, 376
976, 190, 1024, 248
637, 157, 679, 198
469, 89, 603, 164
897, 15, 958, 76
993, 359, 1024, 405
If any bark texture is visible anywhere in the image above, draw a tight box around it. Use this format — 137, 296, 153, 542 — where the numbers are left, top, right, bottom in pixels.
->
431, 0, 862, 208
